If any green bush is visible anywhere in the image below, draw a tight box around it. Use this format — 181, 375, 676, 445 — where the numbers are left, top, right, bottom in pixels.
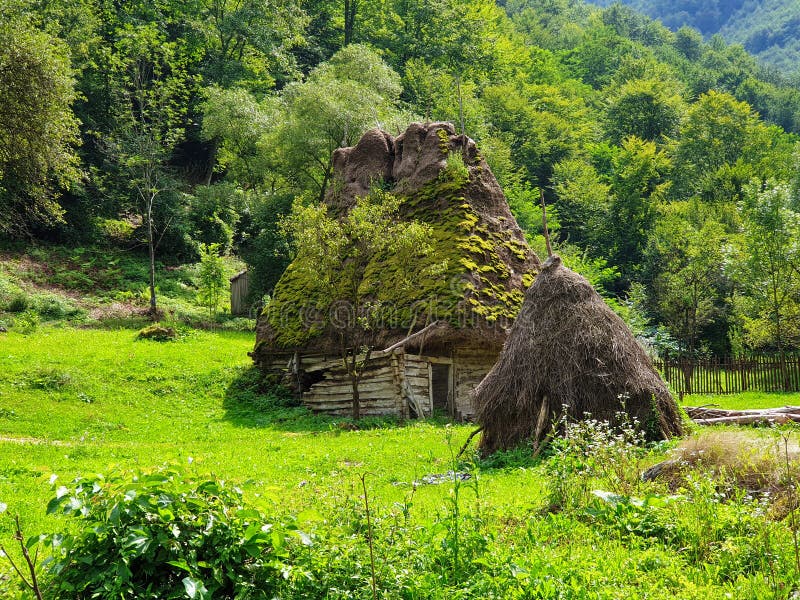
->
31, 293, 82, 319
239, 192, 293, 303
187, 183, 243, 255
4, 292, 28, 312
43, 467, 298, 599
14, 310, 39, 333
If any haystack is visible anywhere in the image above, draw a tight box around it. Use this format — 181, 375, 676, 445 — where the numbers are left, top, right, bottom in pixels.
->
475, 255, 683, 454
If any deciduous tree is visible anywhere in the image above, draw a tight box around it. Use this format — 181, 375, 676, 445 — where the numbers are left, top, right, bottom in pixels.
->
0, 17, 80, 236
280, 190, 433, 420
105, 25, 193, 316
733, 181, 800, 364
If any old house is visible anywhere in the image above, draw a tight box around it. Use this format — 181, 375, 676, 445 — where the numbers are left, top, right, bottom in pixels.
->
252, 122, 540, 419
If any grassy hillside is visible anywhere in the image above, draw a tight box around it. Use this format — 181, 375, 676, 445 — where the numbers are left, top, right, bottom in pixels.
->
1, 325, 799, 598
0, 244, 252, 331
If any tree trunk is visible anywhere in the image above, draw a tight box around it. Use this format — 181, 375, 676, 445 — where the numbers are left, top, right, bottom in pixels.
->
147, 196, 157, 318
456, 74, 465, 136
681, 359, 694, 395
344, 0, 357, 46
351, 374, 361, 421
772, 276, 789, 390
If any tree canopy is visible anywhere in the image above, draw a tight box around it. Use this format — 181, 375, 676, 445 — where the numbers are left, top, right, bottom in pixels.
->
7, 0, 800, 354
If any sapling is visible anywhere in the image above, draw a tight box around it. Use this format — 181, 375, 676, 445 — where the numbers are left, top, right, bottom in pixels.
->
359, 473, 378, 600
0, 511, 44, 600
196, 243, 227, 319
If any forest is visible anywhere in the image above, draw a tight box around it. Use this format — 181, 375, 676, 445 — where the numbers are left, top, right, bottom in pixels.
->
584, 0, 800, 75
3, 0, 800, 359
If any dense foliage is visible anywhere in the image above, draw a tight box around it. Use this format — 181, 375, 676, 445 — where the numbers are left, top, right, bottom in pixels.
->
585, 0, 800, 75
43, 468, 296, 599
6, 0, 800, 355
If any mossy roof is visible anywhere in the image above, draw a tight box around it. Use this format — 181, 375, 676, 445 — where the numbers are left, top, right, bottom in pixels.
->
257, 131, 538, 354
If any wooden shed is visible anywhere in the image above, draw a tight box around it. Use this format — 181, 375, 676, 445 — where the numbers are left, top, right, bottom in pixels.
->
252, 122, 540, 420
230, 270, 249, 316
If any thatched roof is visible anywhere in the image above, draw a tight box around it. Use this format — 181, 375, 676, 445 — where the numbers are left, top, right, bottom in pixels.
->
253, 122, 540, 360
475, 255, 683, 454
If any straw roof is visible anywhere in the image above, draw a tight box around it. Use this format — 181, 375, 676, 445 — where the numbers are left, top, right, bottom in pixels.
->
253, 122, 540, 360
475, 255, 683, 454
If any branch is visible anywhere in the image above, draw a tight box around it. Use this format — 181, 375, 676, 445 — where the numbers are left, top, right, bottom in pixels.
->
540, 188, 553, 258
373, 321, 446, 358
456, 427, 483, 459
1, 515, 44, 599
1, 543, 34, 592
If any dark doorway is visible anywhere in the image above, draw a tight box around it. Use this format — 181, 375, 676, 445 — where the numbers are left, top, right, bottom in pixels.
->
431, 363, 451, 414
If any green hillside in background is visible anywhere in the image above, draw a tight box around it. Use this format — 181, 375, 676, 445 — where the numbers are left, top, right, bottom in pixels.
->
585, 0, 800, 75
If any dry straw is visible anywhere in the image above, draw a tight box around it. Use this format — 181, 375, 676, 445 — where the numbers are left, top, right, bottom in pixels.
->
475, 254, 683, 454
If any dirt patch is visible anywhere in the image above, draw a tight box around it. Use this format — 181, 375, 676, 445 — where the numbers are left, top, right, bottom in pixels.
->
0, 436, 69, 446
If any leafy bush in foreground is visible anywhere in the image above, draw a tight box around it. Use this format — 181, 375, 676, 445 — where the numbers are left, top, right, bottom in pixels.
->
43, 468, 300, 599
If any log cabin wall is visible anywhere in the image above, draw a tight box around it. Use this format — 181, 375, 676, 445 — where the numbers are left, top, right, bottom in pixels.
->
452, 346, 499, 420
261, 346, 498, 420
301, 354, 401, 416
403, 353, 433, 417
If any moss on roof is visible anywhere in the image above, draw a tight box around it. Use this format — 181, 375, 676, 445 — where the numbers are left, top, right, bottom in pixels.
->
263, 154, 537, 351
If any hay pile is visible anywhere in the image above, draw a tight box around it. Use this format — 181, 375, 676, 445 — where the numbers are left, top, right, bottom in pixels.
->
475, 255, 683, 454
642, 431, 799, 519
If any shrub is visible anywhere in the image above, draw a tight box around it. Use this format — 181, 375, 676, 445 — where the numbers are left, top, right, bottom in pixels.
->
43, 467, 298, 599
31, 294, 82, 320
14, 310, 39, 333
187, 183, 242, 254
4, 291, 29, 312
440, 151, 470, 187
238, 192, 293, 303
136, 324, 178, 341
544, 409, 647, 512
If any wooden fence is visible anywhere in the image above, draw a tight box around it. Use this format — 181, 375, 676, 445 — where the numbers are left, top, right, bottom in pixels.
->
655, 355, 800, 395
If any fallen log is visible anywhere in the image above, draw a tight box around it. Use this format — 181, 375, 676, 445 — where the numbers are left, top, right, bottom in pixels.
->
685, 405, 800, 419
685, 405, 800, 426
692, 414, 800, 426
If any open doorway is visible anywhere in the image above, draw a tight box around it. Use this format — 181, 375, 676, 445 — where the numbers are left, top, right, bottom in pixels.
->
430, 363, 451, 415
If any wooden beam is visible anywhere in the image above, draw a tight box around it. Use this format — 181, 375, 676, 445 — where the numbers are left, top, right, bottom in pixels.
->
373, 321, 447, 358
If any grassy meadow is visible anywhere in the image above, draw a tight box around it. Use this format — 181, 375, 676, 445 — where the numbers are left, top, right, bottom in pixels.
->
1, 324, 800, 598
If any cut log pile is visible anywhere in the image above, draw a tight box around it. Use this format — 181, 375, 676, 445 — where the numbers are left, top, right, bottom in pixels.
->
685, 405, 800, 426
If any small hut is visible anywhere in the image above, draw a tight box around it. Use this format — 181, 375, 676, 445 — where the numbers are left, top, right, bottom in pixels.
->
475, 255, 683, 453
230, 270, 250, 316
252, 122, 540, 420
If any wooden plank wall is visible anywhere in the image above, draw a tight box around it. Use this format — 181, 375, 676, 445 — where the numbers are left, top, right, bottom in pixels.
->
303, 355, 403, 416
403, 353, 432, 417
261, 348, 498, 421
453, 346, 497, 420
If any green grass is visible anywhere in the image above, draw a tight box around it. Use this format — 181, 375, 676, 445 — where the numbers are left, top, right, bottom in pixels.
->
1, 327, 799, 598
683, 391, 800, 410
